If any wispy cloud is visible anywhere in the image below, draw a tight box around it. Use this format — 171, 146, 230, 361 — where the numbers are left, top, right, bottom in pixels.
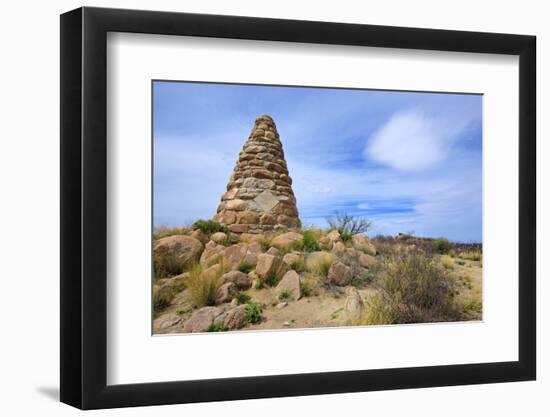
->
364, 109, 474, 172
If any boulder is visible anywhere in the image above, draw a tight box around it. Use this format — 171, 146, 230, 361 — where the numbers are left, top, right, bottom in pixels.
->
225, 199, 247, 211
342, 287, 364, 323
256, 253, 285, 280
221, 270, 251, 289
282, 252, 300, 267
352, 235, 376, 256
222, 243, 249, 270
215, 282, 238, 305
210, 232, 228, 244
326, 230, 341, 243
153, 284, 176, 309
358, 253, 376, 268
153, 313, 183, 330
183, 306, 224, 332
267, 247, 281, 256
200, 241, 225, 267
276, 270, 301, 300
223, 305, 248, 330
327, 261, 353, 286
270, 232, 303, 251
153, 235, 204, 272
318, 236, 333, 251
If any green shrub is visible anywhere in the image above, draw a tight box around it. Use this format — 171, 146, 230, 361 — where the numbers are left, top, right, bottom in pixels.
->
235, 292, 251, 305
192, 219, 229, 234
278, 290, 292, 302
244, 302, 263, 324
206, 322, 228, 332
300, 276, 318, 297
301, 230, 320, 252
237, 260, 255, 274
432, 238, 451, 254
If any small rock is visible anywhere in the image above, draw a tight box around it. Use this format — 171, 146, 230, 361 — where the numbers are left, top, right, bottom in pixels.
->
276, 302, 288, 309
352, 235, 376, 256
267, 247, 281, 256
358, 253, 376, 268
283, 321, 291, 327
282, 253, 300, 266
153, 313, 183, 330
343, 287, 364, 323
327, 261, 353, 286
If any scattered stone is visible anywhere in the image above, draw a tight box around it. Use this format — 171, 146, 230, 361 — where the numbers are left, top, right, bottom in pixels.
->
283, 321, 291, 327
276, 270, 301, 300
210, 232, 227, 244
342, 287, 364, 323
276, 302, 288, 309
183, 306, 224, 332
270, 232, 303, 251
221, 270, 251, 289
215, 282, 239, 305
327, 261, 353, 286
352, 235, 377, 256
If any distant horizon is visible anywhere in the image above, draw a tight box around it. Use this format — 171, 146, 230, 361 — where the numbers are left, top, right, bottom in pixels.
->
153, 81, 482, 243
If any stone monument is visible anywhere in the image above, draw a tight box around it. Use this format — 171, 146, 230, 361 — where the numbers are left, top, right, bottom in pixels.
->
213, 115, 301, 234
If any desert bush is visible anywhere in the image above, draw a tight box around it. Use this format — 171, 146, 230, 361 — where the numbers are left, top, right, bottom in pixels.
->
306, 253, 334, 278
235, 292, 251, 305
192, 219, 229, 234
153, 226, 190, 240
301, 229, 320, 252
326, 211, 372, 242
185, 262, 225, 308
244, 302, 263, 324
154, 253, 184, 279
432, 238, 451, 254
362, 251, 459, 325
278, 290, 292, 302
300, 276, 318, 297
206, 322, 228, 332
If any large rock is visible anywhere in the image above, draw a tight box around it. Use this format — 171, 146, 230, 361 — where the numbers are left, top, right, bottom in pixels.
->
183, 306, 224, 332
200, 241, 225, 267
223, 305, 248, 330
210, 232, 228, 244
276, 270, 301, 300
342, 287, 364, 323
358, 253, 376, 268
270, 232, 303, 251
221, 270, 251, 289
222, 243, 249, 270
327, 261, 353, 286
352, 235, 376, 256
256, 253, 286, 280
318, 236, 333, 251
215, 282, 238, 305
326, 230, 341, 243
282, 252, 300, 267
153, 235, 204, 272
154, 313, 183, 330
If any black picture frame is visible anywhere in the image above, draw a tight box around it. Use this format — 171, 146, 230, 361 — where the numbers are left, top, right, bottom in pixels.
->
60, 6, 536, 410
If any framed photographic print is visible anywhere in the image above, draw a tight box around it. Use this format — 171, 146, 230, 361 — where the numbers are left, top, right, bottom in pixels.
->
60, 6, 536, 409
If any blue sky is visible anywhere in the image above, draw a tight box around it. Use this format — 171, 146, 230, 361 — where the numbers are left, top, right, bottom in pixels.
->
153, 81, 482, 243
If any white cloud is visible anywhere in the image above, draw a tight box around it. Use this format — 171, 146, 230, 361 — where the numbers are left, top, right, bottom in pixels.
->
364, 110, 472, 172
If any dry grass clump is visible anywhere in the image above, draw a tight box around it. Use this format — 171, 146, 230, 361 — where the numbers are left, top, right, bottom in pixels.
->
154, 253, 184, 279
306, 252, 334, 278
441, 255, 454, 270
361, 251, 460, 325
457, 250, 482, 261
153, 226, 190, 240
300, 276, 320, 297
290, 256, 307, 273
185, 261, 226, 308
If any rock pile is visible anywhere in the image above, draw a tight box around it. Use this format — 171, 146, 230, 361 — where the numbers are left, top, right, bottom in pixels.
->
213, 115, 300, 234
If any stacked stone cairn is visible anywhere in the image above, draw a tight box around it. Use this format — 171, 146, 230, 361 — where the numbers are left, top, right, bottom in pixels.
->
213, 115, 301, 234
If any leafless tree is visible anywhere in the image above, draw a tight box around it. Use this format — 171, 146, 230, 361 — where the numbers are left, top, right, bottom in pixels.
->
326, 211, 372, 235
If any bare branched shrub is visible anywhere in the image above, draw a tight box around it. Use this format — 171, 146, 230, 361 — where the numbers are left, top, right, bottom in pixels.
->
325, 211, 372, 241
